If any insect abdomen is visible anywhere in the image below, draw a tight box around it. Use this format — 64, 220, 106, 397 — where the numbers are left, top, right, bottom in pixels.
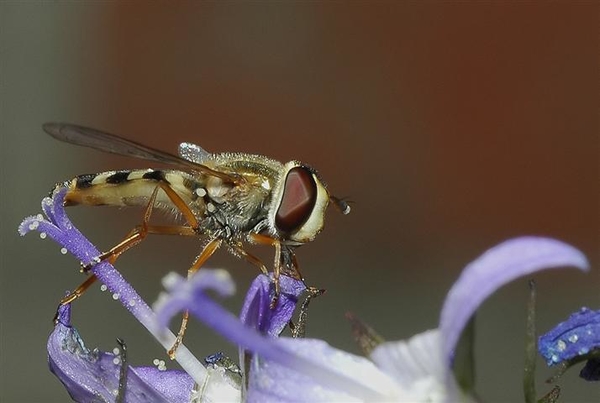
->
58, 169, 195, 207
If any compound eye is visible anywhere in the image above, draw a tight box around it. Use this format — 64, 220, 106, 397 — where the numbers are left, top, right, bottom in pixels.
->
275, 167, 317, 233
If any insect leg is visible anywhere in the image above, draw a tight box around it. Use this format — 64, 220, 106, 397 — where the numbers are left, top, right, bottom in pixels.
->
289, 287, 325, 338
229, 241, 269, 275
272, 241, 282, 301
54, 225, 195, 321
52, 273, 101, 323
246, 234, 289, 307
168, 238, 222, 359
56, 183, 198, 318
228, 239, 284, 307
83, 181, 199, 271
58, 273, 99, 306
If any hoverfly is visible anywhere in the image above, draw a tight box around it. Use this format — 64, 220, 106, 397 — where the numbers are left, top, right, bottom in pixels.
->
44, 123, 350, 355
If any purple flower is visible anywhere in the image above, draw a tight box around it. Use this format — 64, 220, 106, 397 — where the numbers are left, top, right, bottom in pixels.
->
539, 308, 600, 381
50, 304, 195, 402
539, 308, 600, 365
21, 189, 591, 402
155, 237, 589, 402
20, 189, 235, 401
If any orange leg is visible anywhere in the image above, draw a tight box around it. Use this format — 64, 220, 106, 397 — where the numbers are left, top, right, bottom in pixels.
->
249, 233, 306, 277
229, 240, 269, 275
63, 225, 196, 300
168, 238, 222, 358
247, 234, 298, 307
83, 183, 198, 272
248, 235, 325, 332
230, 238, 284, 300
57, 182, 198, 315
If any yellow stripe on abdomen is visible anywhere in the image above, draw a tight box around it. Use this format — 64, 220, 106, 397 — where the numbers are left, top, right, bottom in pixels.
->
61, 169, 195, 208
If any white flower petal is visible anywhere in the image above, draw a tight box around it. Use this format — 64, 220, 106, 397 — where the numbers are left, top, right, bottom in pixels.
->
248, 338, 404, 402
371, 329, 444, 386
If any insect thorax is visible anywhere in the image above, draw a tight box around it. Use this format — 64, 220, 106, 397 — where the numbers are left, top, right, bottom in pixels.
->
196, 153, 283, 240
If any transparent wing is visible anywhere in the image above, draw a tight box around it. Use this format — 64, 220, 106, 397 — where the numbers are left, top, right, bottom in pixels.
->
178, 142, 211, 164
43, 123, 234, 182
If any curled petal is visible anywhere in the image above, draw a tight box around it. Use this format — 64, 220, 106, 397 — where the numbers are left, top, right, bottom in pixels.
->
539, 307, 600, 366
22, 188, 208, 386
240, 274, 305, 336
154, 270, 236, 330
440, 237, 589, 368
155, 271, 394, 401
49, 304, 195, 403
155, 271, 305, 340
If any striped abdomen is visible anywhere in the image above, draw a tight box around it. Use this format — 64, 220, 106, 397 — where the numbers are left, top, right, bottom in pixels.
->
58, 169, 202, 208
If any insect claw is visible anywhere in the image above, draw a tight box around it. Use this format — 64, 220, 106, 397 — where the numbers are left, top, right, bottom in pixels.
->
289, 286, 325, 338
79, 262, 90, 273
80, 256, 102, 273
269, 293, 279, 310
52, 305, 60, 324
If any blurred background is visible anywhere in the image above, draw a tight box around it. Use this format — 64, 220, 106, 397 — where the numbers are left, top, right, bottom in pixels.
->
1, 3, 598, 402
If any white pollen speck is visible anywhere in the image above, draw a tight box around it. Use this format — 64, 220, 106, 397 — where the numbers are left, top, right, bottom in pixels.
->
261, 180, 271, 190
579, 347, 590, 355
128, 299, 136, 307
60, 247, 68, 255
113, 347, 120, 355
551, 354, 559, 363
113, 357, 121, 365
29, 222, 38, 230
556, 340, 567, 352
39, 232, 47, 239
153, 358, 160, 366
100, 284, 108, 292
568, 334, 579, 343
36, 214, 44, 220
44, 198, 53, 206
112, 293, 120, 300
195, 188, 206, 197
207, 203, 216, 213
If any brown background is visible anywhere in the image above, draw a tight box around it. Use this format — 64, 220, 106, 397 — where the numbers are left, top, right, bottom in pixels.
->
2, 3, 598, 402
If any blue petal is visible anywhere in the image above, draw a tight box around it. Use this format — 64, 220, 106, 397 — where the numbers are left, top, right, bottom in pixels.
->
155, 271, 392, 401
24, 189, 208, 392
19, 189, 139, 292
156, 271, 305, 342
49, 304, 195, 403
240, 274, 305, 336
539, 307, 600, 366
439, 237, 589, 368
